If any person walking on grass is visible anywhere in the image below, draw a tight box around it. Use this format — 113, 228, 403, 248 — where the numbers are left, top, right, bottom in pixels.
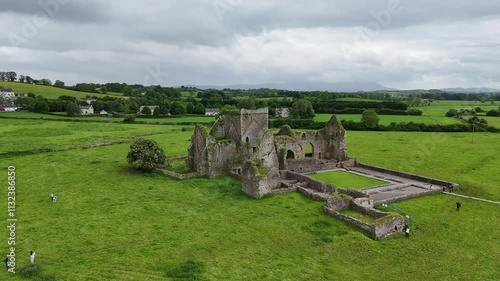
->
5, 257, 8, 270
456, 202, 461, 212
30, 251, 35, 264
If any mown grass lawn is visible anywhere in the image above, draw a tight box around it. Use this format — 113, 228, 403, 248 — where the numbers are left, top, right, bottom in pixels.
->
308, 171, 387, 189
0, 120, 498, 280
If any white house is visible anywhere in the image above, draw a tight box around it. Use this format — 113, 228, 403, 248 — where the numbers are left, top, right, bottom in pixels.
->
0, 104, 20, 112
80, 105, 94, 115
138, 105, 159, 115
275, 108, 290, 118
205, 108, 220, 116
0, 88, 15, 99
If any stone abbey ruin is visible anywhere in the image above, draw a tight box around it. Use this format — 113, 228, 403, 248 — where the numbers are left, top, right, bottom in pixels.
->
182, 108, 458, 238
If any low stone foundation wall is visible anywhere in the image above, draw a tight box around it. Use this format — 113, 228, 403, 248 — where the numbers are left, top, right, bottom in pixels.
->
270, 187, 298, 195
158, 170, 199, 180
287, 159, 340, 174
375, 188, 442, 206
324, 206, 404, 238
286, 171, 326, 192
337, 188, 369, 199
325, 195, 352, 211
355, 162, 458, 188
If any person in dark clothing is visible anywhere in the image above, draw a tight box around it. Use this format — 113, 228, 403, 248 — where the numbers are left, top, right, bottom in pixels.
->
456, 202, 461, 211
5, 257, 8, 270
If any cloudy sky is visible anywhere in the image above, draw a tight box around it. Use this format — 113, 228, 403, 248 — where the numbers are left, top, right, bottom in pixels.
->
1, 0, 500, 90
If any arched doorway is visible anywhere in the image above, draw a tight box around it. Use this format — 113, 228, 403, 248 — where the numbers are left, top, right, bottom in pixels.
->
286, 150, 295, 159
305, 143, 314, 158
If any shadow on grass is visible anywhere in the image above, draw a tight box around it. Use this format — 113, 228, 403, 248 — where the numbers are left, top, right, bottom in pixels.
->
165, 260, 206, 281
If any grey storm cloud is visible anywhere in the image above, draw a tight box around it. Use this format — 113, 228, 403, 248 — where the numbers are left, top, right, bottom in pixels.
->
0, 0, 112, 23
0, 0, 499, 89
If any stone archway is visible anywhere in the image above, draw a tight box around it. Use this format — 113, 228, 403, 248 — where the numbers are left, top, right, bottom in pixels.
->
305, 143, 314, 158
286, 150, 295, 159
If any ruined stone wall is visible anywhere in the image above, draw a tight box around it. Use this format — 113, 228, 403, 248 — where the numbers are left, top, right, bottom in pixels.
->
323, 206, 404, 238
240, 108, 269, 147
287, 159, 340, 173
325, 196, 352, 211
324, 207, 375, 234
374, 215, 405, 238
355, 162, 458, 187
158, 170, 199, 180
286, 171, 325, 192
241, 160, 277, 198
205, 141, 239, 178
317, 116, 348, 161
337, 188, 369, 199
375, 188, 442, 206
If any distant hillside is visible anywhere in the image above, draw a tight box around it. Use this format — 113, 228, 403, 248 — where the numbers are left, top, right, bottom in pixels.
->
0, 82, 123, 99
187, 81, 395, 92
441, 87, 500, 93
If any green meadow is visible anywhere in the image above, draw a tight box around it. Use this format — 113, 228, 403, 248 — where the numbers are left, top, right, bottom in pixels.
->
1, 120, 499, 280
315, 100, 499, 127
0, 112, 215, 125
316, 114, 462, 125
0, 82, 122, 99
308, 171, 387, 189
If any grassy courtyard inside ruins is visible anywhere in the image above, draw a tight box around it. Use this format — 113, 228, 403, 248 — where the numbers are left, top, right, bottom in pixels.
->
1, 119, 499, 280
308, 171, 388, 189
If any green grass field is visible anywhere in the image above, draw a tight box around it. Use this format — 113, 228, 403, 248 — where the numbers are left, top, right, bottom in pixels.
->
347, 131, 500, 201
308, 171, 387, 189
315, 100, 499, 127
0, 82, 122, 99
0, 120, 499, 280
418, 100, 499, 118
0, 112, 216, 124
315, 114, 462, 125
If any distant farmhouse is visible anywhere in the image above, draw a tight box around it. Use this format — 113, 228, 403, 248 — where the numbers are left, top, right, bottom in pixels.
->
80, 105, 94, 115
205, 108, 219, 116
99, 110, 108, 115
275, 107, 290, 118
139, 105, 159, 115
0, 88, 15, 100
0, 103, 20, 112
17, 93, 29, 98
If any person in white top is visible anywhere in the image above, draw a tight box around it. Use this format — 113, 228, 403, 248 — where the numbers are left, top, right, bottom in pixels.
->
30, 251, 35, 264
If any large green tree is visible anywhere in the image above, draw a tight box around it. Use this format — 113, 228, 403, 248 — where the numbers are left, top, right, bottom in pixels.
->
126, 139, 167, 171
170, 101, 186, 115
65, 102, 81, 116
141, 106, 152, 116
291, 99, 315, 119
361, 110, 380, 128
33, 100, 50, 113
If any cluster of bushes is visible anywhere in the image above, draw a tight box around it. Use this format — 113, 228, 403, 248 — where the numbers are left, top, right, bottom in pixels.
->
445, 109, 476, 118
341, 120, 499, 133
313, 101, 407, 112
269, 118, 499, 133
486, 109, 500, 116
325, 108, 422, 115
